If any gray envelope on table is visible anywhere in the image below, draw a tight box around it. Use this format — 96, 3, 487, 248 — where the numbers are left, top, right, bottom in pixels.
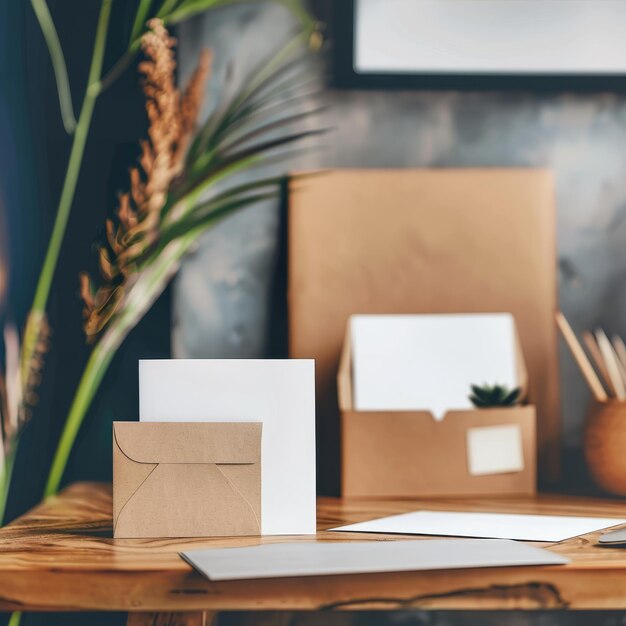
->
180, 539, 568, 581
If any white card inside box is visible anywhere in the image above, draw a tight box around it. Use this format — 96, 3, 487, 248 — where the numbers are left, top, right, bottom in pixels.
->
138, 359, 316, 535
466, 423, 524, 476
350, 313, 519, 418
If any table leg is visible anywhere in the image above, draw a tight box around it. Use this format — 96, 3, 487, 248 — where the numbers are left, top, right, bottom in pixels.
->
127, 611, 217, 626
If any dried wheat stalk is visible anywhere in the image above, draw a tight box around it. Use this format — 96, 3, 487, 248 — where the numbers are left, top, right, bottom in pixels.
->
0, 322, 28, 467
80, 19, 211, 340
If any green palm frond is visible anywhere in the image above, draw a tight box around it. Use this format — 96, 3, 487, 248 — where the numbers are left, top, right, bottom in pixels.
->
187, 35, 316, 166
44, 31, 324, 498
130, 0, 155, 42
30, 0, 76, 133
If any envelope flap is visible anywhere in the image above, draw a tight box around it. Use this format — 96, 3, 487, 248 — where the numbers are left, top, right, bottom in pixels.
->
113, 422, 261, 464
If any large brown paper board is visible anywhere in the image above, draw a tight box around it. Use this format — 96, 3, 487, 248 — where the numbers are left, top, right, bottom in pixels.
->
337, 323, 536, 497
113, 422, 261, 538
288, 169, 559, 490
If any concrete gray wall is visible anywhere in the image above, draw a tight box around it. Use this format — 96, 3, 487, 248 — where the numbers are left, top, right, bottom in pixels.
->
174, 3, 626, 461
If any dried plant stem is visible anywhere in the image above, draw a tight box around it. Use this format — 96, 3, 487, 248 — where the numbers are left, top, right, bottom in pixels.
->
30, 0, 76, 133
44, 232, 198, 497
7, 611, 21, 626
38, 4, 319, 499
21, 0, 112, 402
99, 1, 318, 92
24, 0, 315, 383
0, 444, 17, 523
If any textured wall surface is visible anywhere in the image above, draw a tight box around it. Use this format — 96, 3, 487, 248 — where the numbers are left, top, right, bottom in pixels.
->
175, 5, 626, 460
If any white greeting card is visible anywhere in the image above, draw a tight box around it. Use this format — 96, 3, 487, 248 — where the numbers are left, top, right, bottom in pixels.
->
139, 359, 316, 535
332, 510, 625, 542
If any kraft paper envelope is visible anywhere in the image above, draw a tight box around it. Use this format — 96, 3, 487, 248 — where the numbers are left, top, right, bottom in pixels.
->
113, 421, 261, 538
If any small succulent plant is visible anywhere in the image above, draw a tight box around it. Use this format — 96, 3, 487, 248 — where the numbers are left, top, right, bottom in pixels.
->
469, 383, 521, 408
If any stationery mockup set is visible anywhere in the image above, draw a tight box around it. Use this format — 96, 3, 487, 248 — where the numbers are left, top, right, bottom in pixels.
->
110, 169, 622, 582
112, 354, 626, 583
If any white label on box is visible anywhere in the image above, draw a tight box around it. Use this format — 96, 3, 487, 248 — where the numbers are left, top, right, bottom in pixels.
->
466, 424, 524, 476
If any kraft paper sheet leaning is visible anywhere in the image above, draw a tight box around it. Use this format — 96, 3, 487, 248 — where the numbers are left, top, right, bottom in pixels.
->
113, 421, 261, 538
180, 539, 569, 581
288, 169, 561, 483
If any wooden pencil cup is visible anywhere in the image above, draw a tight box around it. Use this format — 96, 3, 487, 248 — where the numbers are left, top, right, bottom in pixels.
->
584, 401, 626, 496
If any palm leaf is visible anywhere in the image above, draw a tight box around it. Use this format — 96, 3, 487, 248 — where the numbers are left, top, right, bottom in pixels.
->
130, 0, 154, 43
220, 106, 327, 154
161, 191, 278, 244
159, 174, 286, 235
175, 126, 325, 208
166, 1, 316, 41
188, 95, 324, 179
187, 35, 314, 162
192, 72, 321, 167
30, 0, 76, 133
156, 0, 182, 18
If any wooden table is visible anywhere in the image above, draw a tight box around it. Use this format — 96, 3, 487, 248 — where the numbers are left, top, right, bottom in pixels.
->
2, 484, 626, 625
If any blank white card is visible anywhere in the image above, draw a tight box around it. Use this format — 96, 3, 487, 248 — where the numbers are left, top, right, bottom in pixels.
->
139, 359, 316, 536
332, 510, 626, 542
351, 313, 518, 418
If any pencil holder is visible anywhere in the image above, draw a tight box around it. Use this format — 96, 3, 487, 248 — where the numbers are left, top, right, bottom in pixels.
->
584, 401, 626, 496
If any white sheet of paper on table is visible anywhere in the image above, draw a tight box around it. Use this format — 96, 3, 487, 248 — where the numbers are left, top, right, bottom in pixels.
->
350, 313, 518, 418
466, 423, 524, 476
180, 539, 568, 581
138, 359, 316, 535
331, 510, 626, 542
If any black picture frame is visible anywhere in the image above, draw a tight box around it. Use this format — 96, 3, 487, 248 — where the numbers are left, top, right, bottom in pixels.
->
332, 0, 626, 92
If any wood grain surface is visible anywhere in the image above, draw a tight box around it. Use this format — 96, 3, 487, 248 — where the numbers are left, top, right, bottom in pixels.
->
2, 483, 626, 613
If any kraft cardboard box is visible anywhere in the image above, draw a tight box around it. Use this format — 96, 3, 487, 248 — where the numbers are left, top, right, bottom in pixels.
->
288, 168, 559, 491
337, 323, 537, 497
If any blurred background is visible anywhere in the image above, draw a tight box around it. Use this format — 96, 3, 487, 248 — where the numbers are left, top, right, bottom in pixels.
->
3, 1, 626, 624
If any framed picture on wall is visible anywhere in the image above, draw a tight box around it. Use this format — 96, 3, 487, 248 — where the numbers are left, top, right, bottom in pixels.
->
334, 0, 626, 90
